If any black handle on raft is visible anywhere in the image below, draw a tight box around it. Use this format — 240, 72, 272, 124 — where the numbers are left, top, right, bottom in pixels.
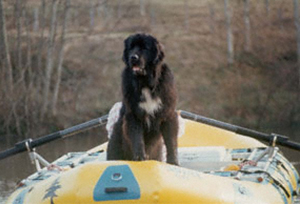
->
0, 115, 109, 161
179, 110, 300, 151
105, 187, 128, 193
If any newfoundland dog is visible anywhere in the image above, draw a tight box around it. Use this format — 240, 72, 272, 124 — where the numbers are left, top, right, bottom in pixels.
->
107, 33, 178, 165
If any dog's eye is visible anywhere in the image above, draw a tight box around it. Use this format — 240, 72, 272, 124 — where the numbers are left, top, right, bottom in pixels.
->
144, 45, 152, 51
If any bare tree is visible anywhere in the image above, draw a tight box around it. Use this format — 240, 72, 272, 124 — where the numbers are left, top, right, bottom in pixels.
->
150, 2, 156, 27
278, 7, 284, 30
0, 0, 22, 137
117, 0, 122, 19
52, 0, 70, 115
33, 7, 39, 32
243, 0, 251, 52
41, 0, 58, 118
24, 9, 32, 74
184, 0, 189, 31
140, 0, 146, 16
224, 0, 234, 64
293, 0, 300, 88
0, 0, 13, 94
103, 0, 109, 25
89, 0, 95, 32
265, 0, 270, 16
15, 0, 23, 73
209, 3, 215, 34
72, 4, 79, 28
36, 0, 46, 97
24, 5, 34, 134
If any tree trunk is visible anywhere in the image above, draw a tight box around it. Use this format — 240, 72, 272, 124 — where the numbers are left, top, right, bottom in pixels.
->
0, 0, 13, 94
0, 0, 13, 140
150, 2, 156, 27
184, 0, 189, 31
243, 0, 251, 52
36, 0, 46, 100
52, 0, 70, 115
224, 0, 234, 65
103, 0, 108, 25
41, 0, 58, 118
24, 5, 34, 135
278, 7, 284, 30
140, 0, 146, 16
209, 3, 215, 34
117, 0, 122, 19
37, 0, 46, 70
33, 7, 39, 32
89, 0, 95, 32
15, 0, 23, 73
293, 0, 300, 88
73, 5, 79, 28
265, 0, 270, 16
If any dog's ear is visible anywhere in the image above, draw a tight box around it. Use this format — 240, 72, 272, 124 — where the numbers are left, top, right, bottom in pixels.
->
152, 42, 165, 87
155, 42, 165, 64
122, 40, 128, 64
122, 36, 132, 64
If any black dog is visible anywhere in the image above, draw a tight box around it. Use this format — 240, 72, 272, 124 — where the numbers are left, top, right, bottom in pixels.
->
107, 33, 178, 165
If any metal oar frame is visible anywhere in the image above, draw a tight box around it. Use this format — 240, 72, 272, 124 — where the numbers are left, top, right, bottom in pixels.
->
1, 110, 299, 168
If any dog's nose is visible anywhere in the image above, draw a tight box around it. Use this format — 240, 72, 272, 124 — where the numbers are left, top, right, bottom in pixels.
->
130, 54, 139, 61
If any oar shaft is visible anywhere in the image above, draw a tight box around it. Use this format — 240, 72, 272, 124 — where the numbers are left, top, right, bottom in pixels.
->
0, 146, 22, 160
32, 116, 108, 148
0, 115, 108, 160
180, 110, 300, 151
276, 140, 300, 151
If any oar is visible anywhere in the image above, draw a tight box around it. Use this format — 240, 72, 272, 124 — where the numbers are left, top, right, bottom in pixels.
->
0, 114, 108, 161
180, 110, 300, 151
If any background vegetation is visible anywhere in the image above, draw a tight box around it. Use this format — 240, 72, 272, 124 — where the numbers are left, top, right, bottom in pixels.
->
0, 0, 299, 145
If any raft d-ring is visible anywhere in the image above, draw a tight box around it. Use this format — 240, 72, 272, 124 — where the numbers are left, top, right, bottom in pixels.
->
111, 173, 122, 181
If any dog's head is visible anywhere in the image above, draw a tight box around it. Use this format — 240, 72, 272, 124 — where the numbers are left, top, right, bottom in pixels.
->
122, 33, 165, 76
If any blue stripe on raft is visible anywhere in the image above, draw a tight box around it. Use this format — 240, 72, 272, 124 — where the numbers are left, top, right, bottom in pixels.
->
13, 188, 30, 204
93, 165, 140, 202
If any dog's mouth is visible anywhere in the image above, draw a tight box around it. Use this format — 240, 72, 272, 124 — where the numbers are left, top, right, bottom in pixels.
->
132, 66, 146, 75
132, 66, 141, 72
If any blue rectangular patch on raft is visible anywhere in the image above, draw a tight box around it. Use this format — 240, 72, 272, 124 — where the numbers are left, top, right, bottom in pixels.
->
93, 165, 141, 201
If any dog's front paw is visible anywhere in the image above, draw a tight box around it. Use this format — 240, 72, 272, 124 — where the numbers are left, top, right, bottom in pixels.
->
167, 156, 179, 165
133, 150, 148, 161
167, 159, 179, 166
133, 155, 145, 161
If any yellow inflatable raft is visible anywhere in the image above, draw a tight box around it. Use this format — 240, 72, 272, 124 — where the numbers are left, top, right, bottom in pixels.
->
5, 111, 300, 204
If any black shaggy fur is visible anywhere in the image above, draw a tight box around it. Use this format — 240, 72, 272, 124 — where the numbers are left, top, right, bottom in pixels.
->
107, 33, 179, 165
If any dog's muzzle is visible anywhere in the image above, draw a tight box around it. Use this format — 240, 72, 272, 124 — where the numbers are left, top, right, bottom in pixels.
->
130, 54, 146, 75
131, 54, 139, 62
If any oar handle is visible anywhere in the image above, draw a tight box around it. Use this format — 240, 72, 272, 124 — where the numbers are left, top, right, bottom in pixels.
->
0, 115, 108, 161
180, 110, 300, 151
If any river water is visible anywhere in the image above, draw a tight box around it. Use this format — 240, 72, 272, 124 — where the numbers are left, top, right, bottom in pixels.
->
0, 126, 299, 203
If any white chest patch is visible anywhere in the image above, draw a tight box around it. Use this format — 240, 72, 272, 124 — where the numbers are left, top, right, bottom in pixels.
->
139, 88, 162, 116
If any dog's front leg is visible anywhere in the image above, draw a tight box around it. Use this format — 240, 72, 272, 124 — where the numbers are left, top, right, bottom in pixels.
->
107, 118, 124, 160
123, 113, 146, 161
161, 112, 179, 165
